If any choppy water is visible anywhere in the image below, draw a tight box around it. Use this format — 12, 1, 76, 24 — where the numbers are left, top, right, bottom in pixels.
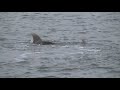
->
0, 12, 120, 78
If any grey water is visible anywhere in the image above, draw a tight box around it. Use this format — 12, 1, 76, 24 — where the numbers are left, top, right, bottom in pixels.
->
0, 12, 120, 78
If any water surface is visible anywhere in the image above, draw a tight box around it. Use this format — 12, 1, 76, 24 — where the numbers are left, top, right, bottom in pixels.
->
0, 12, 120, 78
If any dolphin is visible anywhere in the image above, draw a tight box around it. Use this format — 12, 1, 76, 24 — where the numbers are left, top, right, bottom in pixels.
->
31, 33, 54, 45
31, 33, 87, 46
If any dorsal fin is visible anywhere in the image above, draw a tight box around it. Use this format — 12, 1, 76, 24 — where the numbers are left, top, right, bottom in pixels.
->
31, 33, 42, 44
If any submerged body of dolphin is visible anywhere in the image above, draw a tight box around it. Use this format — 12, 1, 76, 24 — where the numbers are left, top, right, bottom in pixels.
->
31, 33, 87, 46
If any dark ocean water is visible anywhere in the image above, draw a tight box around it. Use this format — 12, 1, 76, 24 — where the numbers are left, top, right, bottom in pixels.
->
0, 12, 120, 78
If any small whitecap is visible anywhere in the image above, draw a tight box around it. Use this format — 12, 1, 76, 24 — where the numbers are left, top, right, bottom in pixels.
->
62, 45, 70, 48
14, 52, 32, 62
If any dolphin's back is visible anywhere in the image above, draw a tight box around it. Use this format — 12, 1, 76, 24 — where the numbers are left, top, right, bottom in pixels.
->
42, 41, 54, 45
31, 33, 54, 45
